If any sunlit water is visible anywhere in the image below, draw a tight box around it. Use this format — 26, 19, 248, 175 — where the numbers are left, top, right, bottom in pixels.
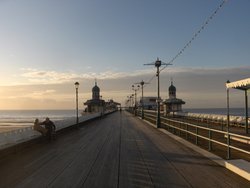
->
0, 108, 248, 132
0, 110, 77, 131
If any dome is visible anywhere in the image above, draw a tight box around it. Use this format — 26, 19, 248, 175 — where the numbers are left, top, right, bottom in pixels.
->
169, 81, 176, 99
92, 85, 100, 92
92, 81, 100, 100
169, 83, 176, 92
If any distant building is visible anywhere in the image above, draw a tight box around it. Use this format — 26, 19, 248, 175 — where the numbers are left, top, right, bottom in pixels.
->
139, 96, 158, 110
163, 81, 185, 115
84, 81, 105, 113
83, 81, 121, 113
105, 99, 121, 111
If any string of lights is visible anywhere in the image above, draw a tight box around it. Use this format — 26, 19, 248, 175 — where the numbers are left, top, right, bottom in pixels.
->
142, 0, 228, 89
159, 0, 228, 73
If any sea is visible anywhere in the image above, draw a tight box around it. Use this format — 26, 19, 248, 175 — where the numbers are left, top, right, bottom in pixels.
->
0, 108, 248, 131
0, 110, 77, 131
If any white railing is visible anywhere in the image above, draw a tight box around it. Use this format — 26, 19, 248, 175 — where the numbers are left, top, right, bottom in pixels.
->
0, 112, 103, 150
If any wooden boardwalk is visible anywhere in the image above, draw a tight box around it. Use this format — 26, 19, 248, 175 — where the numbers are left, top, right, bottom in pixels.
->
0, 111, 249, 188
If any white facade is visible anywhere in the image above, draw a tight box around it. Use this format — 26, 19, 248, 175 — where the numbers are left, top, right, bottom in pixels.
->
139, 96, 158, 110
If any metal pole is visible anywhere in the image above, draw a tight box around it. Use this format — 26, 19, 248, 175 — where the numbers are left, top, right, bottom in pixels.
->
209, 130, 212, 151
135, 90, 137, 106
130, 96, 132, 112
74, 82, 80, 128
227, 87, 230, 159
195, 127, 198, 145
129, 96, 131, 110
76, 87, 79, 128
156, 66, 161, 128
132, 95, 134, 113
245, 90, 249, 134
134, 89, 137, 116
143, 58, 172, 128
141, 84, 144, 119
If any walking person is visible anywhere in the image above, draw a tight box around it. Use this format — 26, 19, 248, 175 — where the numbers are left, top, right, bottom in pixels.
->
40, 117, 56, 141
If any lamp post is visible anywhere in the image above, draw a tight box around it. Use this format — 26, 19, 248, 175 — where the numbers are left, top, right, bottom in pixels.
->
144, 58, 172, 128
132, 85, 140, 116
156, 62, 161, 128
127, 96, 131, 110
244, 90, 249, 134
135, 80, 149, 119
126, 96, 129, 110
226, 80, 230, 159
75, 82, 79, 128
128, 96, 131, 111
140, 81, 145, 119
131, 94, 134, 113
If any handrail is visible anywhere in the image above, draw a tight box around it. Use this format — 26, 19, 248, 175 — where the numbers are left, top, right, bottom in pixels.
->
133, 110, 250, 159
161, 116, 250, 140
162, 121, 250, 154
144, 113, 156, 118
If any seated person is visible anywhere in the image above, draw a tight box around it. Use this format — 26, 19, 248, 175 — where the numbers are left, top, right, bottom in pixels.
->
40, 117, 56, 141
33, 118, 47, 136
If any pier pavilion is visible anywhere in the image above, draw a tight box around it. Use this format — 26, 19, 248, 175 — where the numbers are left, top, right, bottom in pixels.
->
163, 81, 185, 115
84, 81, 105, 113
84, 81, 121, 113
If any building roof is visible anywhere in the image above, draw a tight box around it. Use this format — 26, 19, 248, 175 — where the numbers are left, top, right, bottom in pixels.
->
163, 98, 185, 105
226, 78, 250, 90
84, 99, 105, 105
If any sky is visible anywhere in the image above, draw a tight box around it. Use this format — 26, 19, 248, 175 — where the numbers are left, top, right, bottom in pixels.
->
0, 0, 249, 110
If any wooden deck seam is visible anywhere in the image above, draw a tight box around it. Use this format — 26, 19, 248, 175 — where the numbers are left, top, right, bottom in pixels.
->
80, 125, 114, 187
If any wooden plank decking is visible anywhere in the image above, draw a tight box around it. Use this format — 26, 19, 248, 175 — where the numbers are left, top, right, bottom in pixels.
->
0, 111, 249, 187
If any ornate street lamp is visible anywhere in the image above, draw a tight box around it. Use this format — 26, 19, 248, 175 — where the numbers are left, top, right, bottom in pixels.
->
135, 80, 149, 119
144, 58, 172, 128
74, 82, 79, 128
226, 80, 230, 159
132, 85, 140, 115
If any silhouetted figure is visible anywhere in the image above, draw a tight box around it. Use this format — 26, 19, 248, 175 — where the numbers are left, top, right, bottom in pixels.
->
40, 117, 56, 141
33, 118, 47, 136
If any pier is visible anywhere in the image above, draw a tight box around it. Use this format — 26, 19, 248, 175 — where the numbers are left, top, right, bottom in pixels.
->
0, 111, 249, 187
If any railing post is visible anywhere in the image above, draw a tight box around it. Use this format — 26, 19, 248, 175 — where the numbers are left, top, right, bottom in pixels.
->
208, 129, 212, 151
196, 127, 198, 145
185, 123, 188, 140
167, 119, 170, 131
245, 90, 248, 134
175, 124, 177, 134
227, 134, 231, 159
179, 121, 181, 136
226, 85, 230, 159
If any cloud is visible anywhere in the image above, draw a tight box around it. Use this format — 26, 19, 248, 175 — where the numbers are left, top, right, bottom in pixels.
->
18, 68, 153, 85
5, 89, 56, 99
95, 66, 250, 108
19, 66, 250, 96
31, 89, 56, 96
1, 66, 249, 109
21, 68, 79, 84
